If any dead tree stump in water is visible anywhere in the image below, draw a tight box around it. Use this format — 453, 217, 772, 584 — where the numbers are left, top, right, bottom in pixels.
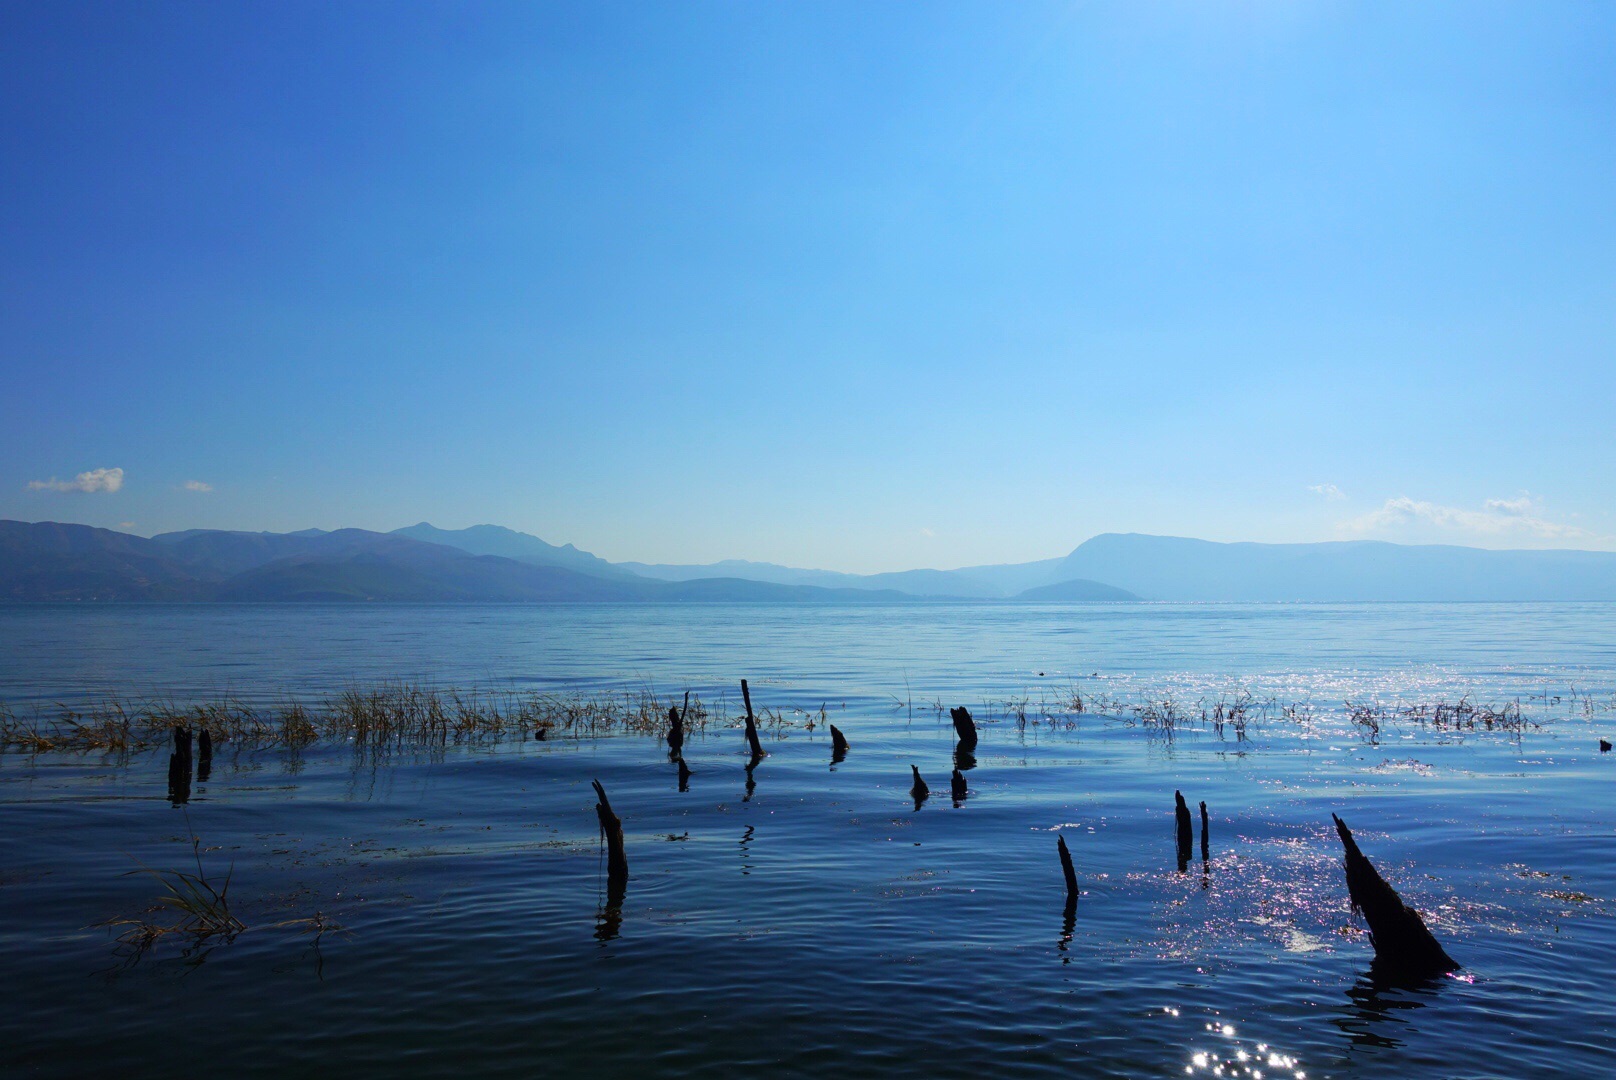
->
830, 724, 849, 758
667, 692, 687, 755
950, 768, 968, 801
592, 779, 628, 888
950, 706, 978, 752
741, 679, 764, 759
1057, 834, 1078, 900
167, 726, 193, 804
1199, 800, 1209, 861
910, 765, 930, 799
1332, 813, 1457, 979
1174, 791, 1193, 865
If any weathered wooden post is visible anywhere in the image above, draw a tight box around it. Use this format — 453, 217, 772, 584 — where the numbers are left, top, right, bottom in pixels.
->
1199, 800, 1209, 861
951, 768, 968, 802
592, 779, 628, 888
910, 765, 930, 800
1057, 834, 1078, 900
1174, 790, 1193, 866
1332, 813, 1457, 978
166, 725, 193, 805
830, 724, 849, 759
667, 692, 687, 755
741, 679, 764, 759
950, 706, 978, 751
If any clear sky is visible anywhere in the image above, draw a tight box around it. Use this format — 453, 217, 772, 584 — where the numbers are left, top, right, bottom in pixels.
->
3, 1, 1613, 572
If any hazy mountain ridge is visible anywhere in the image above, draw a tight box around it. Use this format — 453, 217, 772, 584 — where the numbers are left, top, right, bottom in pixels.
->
7, 520, 1615, 602
619, 557, 1067, 597
0, 521, 929, 603
1057, 533, 1616, 601
390, 523, 639, 580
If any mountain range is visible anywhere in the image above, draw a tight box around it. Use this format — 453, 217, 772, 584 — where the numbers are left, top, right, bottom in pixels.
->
3, 518, 1614, 602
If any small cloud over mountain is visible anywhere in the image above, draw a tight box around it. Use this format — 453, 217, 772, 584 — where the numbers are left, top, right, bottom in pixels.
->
1343, 494, 1592, 541
27, 467, 124, 494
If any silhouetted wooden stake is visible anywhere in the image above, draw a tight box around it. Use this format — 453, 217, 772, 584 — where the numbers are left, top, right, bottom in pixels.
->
1601, 739, 1611, 753
951, 768, 968, 801
667, 693, 685, 755
1332, 813, 1457, 979
1199, 800, 1209, 861
830, 724, 849, 756
173, 725, 193, 765
950, 706, 978, 751
592, 779, 628, 887
1175, 790, 1193, 862
910, 765, 929, 799
1057, 834, 1078, 899
741, 679, 763, 758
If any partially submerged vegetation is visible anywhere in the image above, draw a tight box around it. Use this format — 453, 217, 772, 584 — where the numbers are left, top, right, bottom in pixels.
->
1, 678, 1605, 755
893, 682, 1605, 745
0, 684, 717, 753
98, 819, 336, 968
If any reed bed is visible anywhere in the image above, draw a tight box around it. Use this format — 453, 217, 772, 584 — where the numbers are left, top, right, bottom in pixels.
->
0, 684, 713, 753
924, 685, 1588, 744
2, 679, 1600, 754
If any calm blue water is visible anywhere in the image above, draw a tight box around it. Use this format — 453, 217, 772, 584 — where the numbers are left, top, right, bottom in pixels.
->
2, 603, 1614, 1079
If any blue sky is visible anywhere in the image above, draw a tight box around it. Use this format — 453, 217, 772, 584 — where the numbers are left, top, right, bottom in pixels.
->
3, 1, 1613, 571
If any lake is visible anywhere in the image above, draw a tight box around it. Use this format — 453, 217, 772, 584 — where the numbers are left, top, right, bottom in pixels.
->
2, 602, 1613, 1079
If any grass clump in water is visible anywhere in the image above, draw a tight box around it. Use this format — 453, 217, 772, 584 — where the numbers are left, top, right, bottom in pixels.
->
0, 683, 712, 754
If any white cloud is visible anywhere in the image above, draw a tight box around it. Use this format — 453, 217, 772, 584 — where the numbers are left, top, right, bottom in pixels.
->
1343, 494, 1593, 542
1307, 483, 1346, 500
183, 480, 214, 493
27, 467, 124, 494
1483, 496, 1531, 516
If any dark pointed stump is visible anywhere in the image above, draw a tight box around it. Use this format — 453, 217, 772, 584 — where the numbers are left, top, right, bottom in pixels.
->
741, 679, 764, 759
1199, 800, 1209, 861
1174, 790, 1193, 870
830, 723, 849, 761
592, 780, 628, 889
667, 693, 686, 756
1333, 813, 1458, 979
1057, 833, 1078, 900
951, 768, 968, 803
950, 706, 978, 752
1601, 739, 1611, 753
910, 765, 930, 799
